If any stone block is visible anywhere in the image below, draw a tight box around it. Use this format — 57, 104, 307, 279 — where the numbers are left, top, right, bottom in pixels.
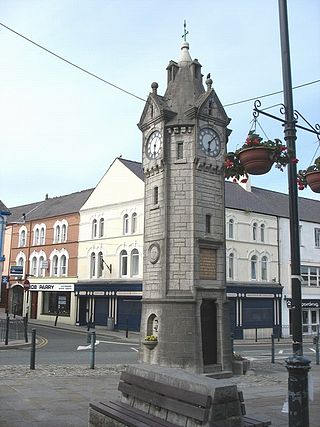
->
213, 385, 239, 403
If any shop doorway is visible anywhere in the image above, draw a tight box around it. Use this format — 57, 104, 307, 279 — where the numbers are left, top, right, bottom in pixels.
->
201, 299, 217, 366
30, 292, 38, 319
12, 285, 23, 316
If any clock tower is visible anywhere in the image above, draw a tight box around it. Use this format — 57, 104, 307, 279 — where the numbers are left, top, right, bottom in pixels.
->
138, 40, 232, 373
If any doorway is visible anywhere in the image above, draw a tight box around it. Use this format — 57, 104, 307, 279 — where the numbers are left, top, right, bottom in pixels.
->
30, 292, 38, 319
11, 285, 24, 316
201, 299, 217, 366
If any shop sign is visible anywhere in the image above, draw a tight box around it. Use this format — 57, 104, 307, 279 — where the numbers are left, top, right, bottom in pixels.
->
29, 283, 74, 292
286, 299, 320, 309
10, 265, 23, 276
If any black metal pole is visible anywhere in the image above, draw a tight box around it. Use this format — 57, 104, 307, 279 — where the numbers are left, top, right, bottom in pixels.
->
271, 334, 275, 364
278, 1, 310, 425
4, 315, 9, 346
30, 328, 36, 370
90, 331, 96, 369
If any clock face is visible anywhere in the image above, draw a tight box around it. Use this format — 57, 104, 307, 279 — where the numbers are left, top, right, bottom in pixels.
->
198, 128, 221, 157
146, 130, 162, 159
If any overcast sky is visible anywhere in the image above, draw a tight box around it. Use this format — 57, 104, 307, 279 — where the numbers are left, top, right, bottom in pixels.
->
1, 0, 319, 208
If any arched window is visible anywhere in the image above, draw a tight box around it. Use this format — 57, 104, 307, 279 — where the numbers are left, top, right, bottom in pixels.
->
17, 257, 24, 267
123, 214, 129, 235
92, 219, 97, 238
40, 227, 45, 245
131, 213, 137, 234
31, 257, 37, 276
120, 250, 128, 276
90, 252, 96, 278
38, 256, 45, 277
228, 219, 234, 239
228, 253, 234, 279
60, 255, 67, 276
34, 228, 40, 245
261, 256, 268, 280
260, 224, 265, 242
61, 224, 67, 242
99, 218, 104, 238
251, 255, 257, 280
19, 230, 26, 247
55, 225, 61, 243
97, 252, 103, 278
131, 249, 139, 276
252, 222, 258, 241
52, 255, 59, 276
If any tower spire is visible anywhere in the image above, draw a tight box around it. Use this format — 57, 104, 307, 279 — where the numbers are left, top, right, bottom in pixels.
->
182, 19, 189, 42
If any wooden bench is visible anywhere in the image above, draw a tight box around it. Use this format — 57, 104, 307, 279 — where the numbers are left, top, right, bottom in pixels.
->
89, 371, 211, 426
89, 372, 271, 427
239, 391, 272, 427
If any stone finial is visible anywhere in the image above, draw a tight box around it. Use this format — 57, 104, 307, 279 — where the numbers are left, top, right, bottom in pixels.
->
206, 74, 213, 90
151, 82, 158, 94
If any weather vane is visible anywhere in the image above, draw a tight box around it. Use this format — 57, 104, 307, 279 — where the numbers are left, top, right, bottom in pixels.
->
182, 20, 189, 42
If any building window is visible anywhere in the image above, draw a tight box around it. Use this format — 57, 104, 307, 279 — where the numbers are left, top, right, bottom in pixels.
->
228, 219, 234, 239
252, 223, 258, 241
123, 214, 129, 235
131, 213, 137, 234
250, 255, 257, 280
261, 256, 268, 280
31, 256, 37, 276
60, 255, 67, 276
177, 142, 184, 159
260, 224, 265, 242
131, 249, 139, 276
42, 292, 70, 316
55, 225, 61, 243
38, 256, 45, 277
301, 265, 320, 287
99, 218, 104, 238
120, 250, 128, 276
19, 230, 26, 247
90, 252, 96, 278
154, 187, 159, 205
92, 219, 97, 238
228, 253, 234, 279
34, 228, 40, 245
61, 224, 67, 242
52, 255, 58, 276
205, 215, 211, 234
315, 228, 320, 248
39, 227, 45, 245
97, 252, 103, 278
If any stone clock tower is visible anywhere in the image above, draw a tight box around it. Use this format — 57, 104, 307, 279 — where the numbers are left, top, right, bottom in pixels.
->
138, 41, 232, 374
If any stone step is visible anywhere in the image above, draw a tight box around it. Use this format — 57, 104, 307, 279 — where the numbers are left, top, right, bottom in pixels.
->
205, 370, 233, 379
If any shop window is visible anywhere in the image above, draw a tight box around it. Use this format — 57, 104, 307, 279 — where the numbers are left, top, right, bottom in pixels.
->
42, 292, 70, 316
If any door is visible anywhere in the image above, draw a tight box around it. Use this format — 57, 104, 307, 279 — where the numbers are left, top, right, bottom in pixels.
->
94, 298, 109, 326
79, 298, 88, 326
117, 298, 141, 331
12, 285, 23, 316
201, 299, 217, 366
30, 292, 38, 319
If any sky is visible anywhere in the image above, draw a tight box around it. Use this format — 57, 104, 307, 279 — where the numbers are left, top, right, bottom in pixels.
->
1, 0, 319, 208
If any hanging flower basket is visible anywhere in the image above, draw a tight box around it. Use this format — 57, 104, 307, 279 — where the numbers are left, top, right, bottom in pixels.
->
237, 146, 274, 175
297, 156, 320, 193
305, 171, 320, 193
225, 131, 296, 180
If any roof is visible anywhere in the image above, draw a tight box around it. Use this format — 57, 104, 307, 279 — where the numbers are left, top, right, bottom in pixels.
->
118, 157, 144, 181
225, 181, 320, 223
8, 189, 93, 223
0, 200, 11, 215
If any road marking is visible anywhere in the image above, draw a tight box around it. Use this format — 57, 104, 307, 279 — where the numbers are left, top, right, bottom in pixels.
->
309, 348, 316, 353
77, 340, 100, 351
279, 350, 284, 354
131, 347, 139, 352
98, 340, 139, 347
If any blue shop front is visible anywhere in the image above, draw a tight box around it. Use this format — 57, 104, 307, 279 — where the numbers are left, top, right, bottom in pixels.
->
227, 283, 283, 340
74, 281, 142, 332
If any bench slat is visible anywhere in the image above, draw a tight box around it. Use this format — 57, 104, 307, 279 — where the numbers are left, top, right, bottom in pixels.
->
90, 401, 150, 427
243, 416, 272, 427
119, 381, 206, 422
120, 372, 211, 407
108, 401, 177, 427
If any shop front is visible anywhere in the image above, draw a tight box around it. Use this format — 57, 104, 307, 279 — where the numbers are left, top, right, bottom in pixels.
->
75, 281, 142, 331
28, 282, 76, 325
286, 298, 320, 335
227, 283, 283, 340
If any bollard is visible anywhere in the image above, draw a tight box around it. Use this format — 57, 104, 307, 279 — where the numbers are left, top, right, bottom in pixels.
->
314, 335, 319, 365
90, 331, 96, 369
125, 319, 129, 338
230, 333, 234, 356
23, 317, 28, 343
30, 328, 36, 370
4, 315, 9, 346
255, 328, 258, 343
54, 309, 60, 326
271, 333, 275, 364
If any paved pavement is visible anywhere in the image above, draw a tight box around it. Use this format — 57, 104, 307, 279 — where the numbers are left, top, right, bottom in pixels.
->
1, 312, 319, 426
